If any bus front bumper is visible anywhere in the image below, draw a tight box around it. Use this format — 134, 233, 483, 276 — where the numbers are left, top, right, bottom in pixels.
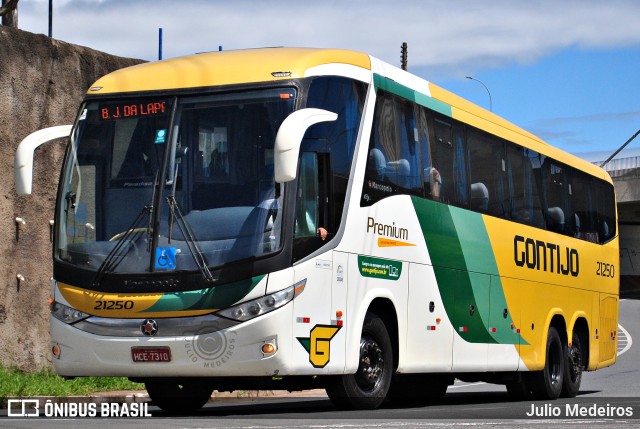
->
49, 305, 296, 378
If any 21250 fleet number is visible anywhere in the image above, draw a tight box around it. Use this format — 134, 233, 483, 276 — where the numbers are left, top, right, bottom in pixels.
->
596, 261, 615, 278
94, 300, 134, 310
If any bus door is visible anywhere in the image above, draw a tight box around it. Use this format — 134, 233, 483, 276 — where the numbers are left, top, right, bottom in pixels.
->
292, 151, 344, 371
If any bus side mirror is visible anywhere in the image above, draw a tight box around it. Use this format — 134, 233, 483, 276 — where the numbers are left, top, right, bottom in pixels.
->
274, 108, 337, 183
15, 125, 72, 195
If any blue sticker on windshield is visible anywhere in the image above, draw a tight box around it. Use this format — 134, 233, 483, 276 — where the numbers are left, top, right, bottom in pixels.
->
155, 247, 176, 270
154, 129, 167, 144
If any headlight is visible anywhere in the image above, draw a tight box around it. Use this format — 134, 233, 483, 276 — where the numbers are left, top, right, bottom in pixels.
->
217, 279, 306, 322
51, 301, 90, 324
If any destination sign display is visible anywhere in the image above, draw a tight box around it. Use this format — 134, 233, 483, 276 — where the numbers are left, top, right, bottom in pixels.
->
100, 100, 168, 120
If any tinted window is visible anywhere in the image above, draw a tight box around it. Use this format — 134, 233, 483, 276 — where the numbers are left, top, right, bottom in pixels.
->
358, 81, 616, 244
361, 90, 422, 206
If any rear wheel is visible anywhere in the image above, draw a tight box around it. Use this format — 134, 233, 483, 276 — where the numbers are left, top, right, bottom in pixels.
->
561, 332, 584, 398
326, 313, 393, 410
529, 327, 564, 399
145, 380, 213, 413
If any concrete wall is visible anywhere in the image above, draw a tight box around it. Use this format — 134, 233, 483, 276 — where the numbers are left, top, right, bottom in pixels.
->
0, 26, 143, 371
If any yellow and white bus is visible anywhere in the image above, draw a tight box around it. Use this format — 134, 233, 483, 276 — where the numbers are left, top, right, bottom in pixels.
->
16, 48, 618, 411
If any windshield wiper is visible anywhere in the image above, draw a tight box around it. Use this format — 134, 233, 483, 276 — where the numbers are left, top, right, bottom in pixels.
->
91, 170, 160, 288
166, 195, 215, 282
91, 204, 152, 288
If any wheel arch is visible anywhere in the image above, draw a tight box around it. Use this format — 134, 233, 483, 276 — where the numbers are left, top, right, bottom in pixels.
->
549, 313, 568, 346
367, 297, 399, 372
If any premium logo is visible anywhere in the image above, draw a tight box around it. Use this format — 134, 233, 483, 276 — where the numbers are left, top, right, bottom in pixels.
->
366, 216, 415, 247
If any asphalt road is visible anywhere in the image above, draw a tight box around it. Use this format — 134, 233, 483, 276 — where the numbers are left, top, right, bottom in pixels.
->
2, 298, 639, 428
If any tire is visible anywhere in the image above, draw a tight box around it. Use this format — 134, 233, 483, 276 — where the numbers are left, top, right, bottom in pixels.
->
145, 380, 213, 413
561, 332, 584, 398
326, 313, 393, 410
529, 326, 564, 399
387, 374, 450, 406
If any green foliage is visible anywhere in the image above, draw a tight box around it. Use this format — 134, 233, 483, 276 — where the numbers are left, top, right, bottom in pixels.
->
0, 365, 143, 400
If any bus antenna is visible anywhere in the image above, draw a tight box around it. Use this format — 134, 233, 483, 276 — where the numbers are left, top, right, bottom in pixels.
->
401, 42, 408, 71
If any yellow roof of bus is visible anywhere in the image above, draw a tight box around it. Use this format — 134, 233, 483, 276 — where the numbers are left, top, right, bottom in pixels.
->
87, 47, 371, 94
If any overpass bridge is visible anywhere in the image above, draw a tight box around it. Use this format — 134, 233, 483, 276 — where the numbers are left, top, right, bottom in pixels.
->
601, 156, 640, 297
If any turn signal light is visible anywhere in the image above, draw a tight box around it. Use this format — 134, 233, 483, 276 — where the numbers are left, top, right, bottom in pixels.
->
262, 342, 276, 355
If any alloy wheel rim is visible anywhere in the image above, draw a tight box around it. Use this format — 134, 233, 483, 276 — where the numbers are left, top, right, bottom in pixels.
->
355, 334, 384, 392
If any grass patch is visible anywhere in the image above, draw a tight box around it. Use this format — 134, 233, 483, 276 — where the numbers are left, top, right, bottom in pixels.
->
0, 365, 143, 400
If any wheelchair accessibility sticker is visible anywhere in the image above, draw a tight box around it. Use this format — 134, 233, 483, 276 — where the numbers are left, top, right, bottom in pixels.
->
155, 247, 176, 270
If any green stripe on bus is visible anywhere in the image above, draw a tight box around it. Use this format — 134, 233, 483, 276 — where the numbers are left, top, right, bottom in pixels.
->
449, 208, 524, 344
411, 196, 524, 345
143, 275, 265, 313
373, 74, 452, 117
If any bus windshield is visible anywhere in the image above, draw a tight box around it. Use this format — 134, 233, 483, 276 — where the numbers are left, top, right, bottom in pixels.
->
57, 88, 296, 275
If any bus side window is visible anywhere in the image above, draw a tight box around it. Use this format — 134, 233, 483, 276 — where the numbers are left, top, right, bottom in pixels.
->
361, 89, 422, 205
431, 118, 453, 203
367, 148, 386, 181
470, 182, 489, 211
306, 76, 366, 232
295, 152, 320, 239
416, 106, 433, 199
524, 149, 546, 228
542, 161, 572, 235
293, 151, 332, 261
595, 181, 616, 243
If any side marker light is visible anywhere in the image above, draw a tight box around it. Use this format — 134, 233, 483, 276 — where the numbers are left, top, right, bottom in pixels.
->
52, 344, 61, 359
262, 343, 276, 355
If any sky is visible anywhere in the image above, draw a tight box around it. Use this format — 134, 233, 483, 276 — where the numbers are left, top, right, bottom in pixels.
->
15, 0, 640, 163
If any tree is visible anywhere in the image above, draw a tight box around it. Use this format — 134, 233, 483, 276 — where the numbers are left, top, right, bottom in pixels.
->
1, 0, 19, 28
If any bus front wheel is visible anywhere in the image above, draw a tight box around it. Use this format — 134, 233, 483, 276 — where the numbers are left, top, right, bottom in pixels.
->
326, 313, 393, 410
529, 326, 564, 399
145, 380, 213, 413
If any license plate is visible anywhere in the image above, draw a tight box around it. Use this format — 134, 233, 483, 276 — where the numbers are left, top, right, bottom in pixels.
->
131, 347, 171, 362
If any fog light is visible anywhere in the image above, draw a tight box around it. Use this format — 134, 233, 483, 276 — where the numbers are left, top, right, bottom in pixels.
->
261, 342, 276, 355
52, 344, 61, 359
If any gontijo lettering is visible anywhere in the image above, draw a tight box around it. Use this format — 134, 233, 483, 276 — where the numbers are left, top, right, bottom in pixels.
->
514, 235, 579, 277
